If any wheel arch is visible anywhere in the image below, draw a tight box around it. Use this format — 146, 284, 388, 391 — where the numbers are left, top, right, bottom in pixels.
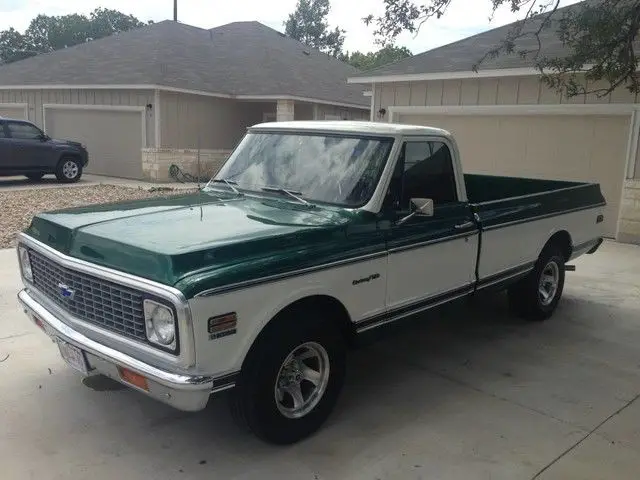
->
239, 294, 354, 371
542, 230, 572, 262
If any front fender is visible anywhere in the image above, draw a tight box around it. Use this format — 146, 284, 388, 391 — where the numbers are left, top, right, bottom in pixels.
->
186, 254, 387, 376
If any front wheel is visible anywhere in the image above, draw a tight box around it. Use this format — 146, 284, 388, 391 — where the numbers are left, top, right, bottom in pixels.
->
508, 246, 566, 321
55, 157, 83, 183
230, 310, 346, 444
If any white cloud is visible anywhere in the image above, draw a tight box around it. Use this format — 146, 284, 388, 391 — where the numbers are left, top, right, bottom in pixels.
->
0, 0, 583, 54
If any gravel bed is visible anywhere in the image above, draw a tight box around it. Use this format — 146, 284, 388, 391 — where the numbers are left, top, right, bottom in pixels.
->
0, 185, 196, 249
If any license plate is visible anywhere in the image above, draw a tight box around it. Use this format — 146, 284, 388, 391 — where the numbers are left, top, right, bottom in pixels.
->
58, 340, 89, 375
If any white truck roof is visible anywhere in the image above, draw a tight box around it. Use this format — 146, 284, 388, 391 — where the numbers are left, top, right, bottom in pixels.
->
251, 120, 451, 138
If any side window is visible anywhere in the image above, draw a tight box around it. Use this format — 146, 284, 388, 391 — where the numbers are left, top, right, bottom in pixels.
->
6, 122, 43, 140
390, 141, 458, 211
0, 123, 7, 139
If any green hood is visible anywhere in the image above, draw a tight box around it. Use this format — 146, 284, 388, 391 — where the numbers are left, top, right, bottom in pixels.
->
25, 192, 386, 297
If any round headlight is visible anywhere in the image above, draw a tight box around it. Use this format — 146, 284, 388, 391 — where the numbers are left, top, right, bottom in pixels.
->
151, 305, 175, 344
143, 300, 176, 348
18, 246, 33, 282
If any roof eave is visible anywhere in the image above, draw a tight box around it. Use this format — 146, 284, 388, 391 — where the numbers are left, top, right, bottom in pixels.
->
348, 67, 544, 84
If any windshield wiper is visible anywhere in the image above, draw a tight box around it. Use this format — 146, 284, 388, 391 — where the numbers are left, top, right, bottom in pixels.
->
261, 186, 313, 207
210, 178, 243, 196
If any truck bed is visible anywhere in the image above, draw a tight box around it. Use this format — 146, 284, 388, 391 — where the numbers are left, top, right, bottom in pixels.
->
464, 173, 605, 231
462, 173, 606, 283
464, 174, 591, 204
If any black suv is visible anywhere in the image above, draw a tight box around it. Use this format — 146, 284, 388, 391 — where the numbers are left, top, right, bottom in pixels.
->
0, 117, 89, 183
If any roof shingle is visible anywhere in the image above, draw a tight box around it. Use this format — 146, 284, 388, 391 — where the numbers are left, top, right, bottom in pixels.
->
0, 20, 368, 107
350, 1, 592, 79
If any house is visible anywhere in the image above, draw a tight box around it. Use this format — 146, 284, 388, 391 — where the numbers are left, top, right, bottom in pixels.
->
348, 2, 640, 244
0, 20, 369, 181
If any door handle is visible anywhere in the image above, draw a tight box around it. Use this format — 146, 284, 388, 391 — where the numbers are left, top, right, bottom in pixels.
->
454, 221, 474, 230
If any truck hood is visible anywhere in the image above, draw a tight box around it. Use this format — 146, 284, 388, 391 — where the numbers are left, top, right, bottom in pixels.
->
24, 192, 381, 296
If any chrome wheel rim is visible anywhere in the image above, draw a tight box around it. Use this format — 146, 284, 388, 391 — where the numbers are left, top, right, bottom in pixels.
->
538, 261, 560, 306
274, 342, 330, 419
62, 161, 79, 179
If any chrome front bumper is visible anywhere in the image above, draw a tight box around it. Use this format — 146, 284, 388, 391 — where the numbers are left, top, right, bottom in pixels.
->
18, 288, 235, 412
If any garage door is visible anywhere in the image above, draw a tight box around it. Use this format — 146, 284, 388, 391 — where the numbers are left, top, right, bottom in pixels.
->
45, 108, 144, 179
0, 105, 27, 120
398, 114, 629, 237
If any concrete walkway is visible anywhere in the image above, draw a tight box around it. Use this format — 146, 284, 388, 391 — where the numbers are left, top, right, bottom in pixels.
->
1, 241, 640, 479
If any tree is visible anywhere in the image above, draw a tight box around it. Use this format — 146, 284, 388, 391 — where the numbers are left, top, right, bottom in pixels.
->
0, 8, 148, 64
285, 0, 346, 57
343, 45, 412, 71
0, 28, 35, 64
365, 0, 640, 98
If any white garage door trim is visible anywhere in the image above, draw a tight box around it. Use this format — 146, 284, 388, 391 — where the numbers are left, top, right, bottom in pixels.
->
0, 102, 28, 119
42, 104, 147, 147
388, 103, 640, 239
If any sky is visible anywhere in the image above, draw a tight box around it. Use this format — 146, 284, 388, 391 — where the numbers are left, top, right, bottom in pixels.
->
0, 0, 583, 54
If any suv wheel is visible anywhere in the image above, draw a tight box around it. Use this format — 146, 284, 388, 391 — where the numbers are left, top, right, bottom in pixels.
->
55, 157, 82, 183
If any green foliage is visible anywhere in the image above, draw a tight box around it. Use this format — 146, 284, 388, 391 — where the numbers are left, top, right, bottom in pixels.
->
0, 8, 148, 64
365, 0, 640, 98
342, 45, 412, 71
285, 0, 345, 57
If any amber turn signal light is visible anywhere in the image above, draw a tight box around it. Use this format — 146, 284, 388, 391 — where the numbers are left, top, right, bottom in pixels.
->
118, 366, 149, 391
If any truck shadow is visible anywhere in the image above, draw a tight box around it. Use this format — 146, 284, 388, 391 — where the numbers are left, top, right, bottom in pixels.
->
31, 287, 635, 475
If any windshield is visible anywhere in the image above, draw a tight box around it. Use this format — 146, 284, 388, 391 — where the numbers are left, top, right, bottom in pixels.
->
207, 132, 394, 207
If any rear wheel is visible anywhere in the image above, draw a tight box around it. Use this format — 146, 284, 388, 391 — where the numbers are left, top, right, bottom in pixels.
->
508, 246, 565, 321
55, 157, 82, 183
230, 309, 346, 444
25, 173, 44, 181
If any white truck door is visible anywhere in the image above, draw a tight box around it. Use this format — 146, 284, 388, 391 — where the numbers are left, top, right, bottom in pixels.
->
385, 139, 478, 313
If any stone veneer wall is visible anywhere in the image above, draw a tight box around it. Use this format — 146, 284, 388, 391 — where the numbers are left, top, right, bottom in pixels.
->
142, 148, 232, 182
619, 180, 640, 245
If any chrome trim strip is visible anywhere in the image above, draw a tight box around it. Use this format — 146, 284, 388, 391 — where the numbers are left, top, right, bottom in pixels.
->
388, 230, 477, 254
18, 289, 210, 390
475, 183, 598, 206
475, 262, 535, 290
211, 383, 236, 394
196, 231, 477, 298
18, 233, 196, 368
481, 203, 605, 232
195, 250, 388, 297
356, 287, 473, 333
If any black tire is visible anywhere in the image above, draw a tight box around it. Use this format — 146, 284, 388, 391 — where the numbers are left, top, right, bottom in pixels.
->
25, 173, 44, 181
508, 246, 566, 321
230, 309, 346, 444
55, 157, 83, 183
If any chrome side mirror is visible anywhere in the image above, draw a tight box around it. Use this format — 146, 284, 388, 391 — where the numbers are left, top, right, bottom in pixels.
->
396, 198, 434, 225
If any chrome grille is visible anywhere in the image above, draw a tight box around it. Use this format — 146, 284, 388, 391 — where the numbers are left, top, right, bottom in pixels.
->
28, 249, 147, 341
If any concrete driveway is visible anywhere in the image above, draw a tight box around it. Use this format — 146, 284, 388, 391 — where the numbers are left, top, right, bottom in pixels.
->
1, 241, 639, 480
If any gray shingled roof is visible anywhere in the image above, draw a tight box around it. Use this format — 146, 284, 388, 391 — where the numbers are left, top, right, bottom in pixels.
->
0, 20, 368, 107
350, 1, 591, 79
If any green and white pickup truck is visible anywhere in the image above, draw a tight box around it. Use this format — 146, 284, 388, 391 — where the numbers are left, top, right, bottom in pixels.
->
17, 121, 605, 444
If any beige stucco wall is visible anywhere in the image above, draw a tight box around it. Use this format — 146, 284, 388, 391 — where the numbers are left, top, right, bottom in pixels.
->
619, 180, 640, 244
373, 77, 639, 114
316, 103, 369, 120
160, 91, 245, 150
373, 76, 640, 177
0, 88, 155, 147
142, 148, 231, 182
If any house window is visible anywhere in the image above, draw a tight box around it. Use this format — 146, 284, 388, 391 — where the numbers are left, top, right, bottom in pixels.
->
324, 114, 346, 120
